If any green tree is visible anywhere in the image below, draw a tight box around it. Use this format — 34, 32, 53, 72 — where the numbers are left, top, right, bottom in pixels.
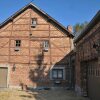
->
73, 21, 88, 33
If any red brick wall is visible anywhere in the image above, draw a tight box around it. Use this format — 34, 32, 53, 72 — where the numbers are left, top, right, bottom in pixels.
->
0, 8, 72, 88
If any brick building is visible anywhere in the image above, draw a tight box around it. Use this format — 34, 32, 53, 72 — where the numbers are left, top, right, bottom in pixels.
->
0, 3, 74, 89
74, 11, 100, 100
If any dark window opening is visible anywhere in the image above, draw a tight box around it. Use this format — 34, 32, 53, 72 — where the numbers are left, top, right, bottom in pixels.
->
15, 40, 21, 47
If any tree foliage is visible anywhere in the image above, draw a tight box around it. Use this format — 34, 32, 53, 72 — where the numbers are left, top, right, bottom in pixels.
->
73, 21, 88, 33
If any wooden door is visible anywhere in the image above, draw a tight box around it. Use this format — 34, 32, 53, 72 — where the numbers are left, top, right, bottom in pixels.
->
88, 60, 100, 100
0, 67, 8, 88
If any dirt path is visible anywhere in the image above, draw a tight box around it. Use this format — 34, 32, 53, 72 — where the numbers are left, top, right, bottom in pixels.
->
0, 89, 89, 100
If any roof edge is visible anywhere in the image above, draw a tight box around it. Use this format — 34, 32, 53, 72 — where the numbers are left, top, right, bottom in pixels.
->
74, 10, 100, 43
0, 3, 74, 38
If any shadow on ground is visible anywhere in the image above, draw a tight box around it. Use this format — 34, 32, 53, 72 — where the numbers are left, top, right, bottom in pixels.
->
19, 88, 90, 100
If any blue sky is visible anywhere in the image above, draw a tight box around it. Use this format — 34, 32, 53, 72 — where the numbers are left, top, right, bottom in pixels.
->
0, 0, 100, 27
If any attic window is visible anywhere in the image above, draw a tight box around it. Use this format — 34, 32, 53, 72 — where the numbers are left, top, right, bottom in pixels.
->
31, 18, 37, 27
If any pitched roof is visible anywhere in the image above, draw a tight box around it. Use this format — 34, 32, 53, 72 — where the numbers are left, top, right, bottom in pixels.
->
0, 3, 74, 38
74, 10, 100, 43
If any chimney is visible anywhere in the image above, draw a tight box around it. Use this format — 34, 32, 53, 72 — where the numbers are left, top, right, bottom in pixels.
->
67, 25, 73, 33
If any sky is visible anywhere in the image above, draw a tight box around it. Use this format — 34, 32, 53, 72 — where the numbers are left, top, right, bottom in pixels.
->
0, 0, 100, 27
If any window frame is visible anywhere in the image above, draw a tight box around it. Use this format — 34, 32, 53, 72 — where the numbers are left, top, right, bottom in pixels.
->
43, 40, 49, 51
31, 18, 37, 27
52, 69, 63, 79
15, 40, 21, 47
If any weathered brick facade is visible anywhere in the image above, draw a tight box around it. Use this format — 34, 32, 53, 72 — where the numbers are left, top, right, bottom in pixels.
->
75, 11, 100, 100
0, 3, 73, 89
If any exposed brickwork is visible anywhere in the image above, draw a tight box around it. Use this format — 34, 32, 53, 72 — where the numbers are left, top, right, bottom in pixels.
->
0, 6, 73, 88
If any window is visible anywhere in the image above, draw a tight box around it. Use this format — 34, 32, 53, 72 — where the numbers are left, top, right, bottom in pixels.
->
52, 69, 63, 79
31, 18, 37, 27
15, 40, 21, 51
43, 40, 49, 51
15, 40, 21, 47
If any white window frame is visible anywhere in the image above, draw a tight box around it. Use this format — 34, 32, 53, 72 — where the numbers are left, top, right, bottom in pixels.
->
14, 40, 21, 51
31, 18, 37, 27
43, 40, 49, 51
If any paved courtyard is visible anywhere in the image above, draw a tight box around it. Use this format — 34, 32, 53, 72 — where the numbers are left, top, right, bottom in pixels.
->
0, 88, 89, 100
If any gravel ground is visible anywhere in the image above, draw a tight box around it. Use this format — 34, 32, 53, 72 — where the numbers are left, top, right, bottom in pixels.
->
0, 88, 89, 100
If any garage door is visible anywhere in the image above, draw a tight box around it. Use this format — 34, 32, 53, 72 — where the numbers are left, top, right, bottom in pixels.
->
0, 67, 8, 88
